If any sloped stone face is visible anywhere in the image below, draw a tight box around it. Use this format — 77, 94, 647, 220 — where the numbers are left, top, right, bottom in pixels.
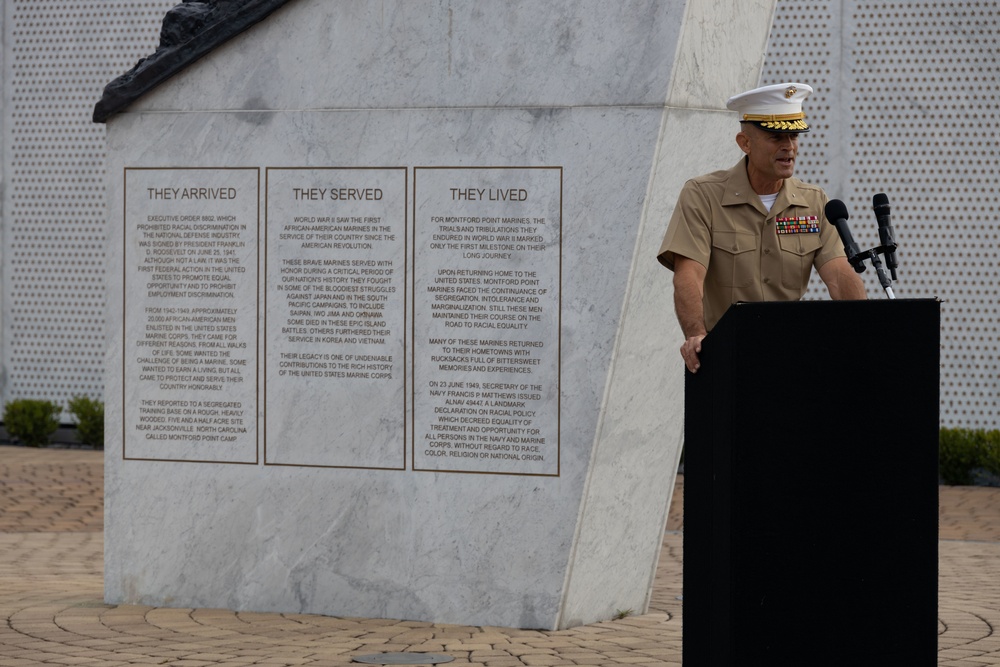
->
102, 0, 774, 630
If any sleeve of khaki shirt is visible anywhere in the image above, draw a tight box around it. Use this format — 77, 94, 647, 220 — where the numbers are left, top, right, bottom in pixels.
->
657, 180, 714, 271
812, 197, 849, 270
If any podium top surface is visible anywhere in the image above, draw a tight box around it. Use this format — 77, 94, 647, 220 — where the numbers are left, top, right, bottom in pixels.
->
711, 298, 941, 336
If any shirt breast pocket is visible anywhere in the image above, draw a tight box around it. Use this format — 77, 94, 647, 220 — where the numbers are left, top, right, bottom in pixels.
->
710, 231, 757, 288
777, 232, 823, 289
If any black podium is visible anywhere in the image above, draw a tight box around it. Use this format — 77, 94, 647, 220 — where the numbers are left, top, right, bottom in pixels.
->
683, 299, 940, 666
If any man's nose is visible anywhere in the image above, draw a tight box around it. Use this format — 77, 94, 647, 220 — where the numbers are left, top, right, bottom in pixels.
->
778, 135, 797, 149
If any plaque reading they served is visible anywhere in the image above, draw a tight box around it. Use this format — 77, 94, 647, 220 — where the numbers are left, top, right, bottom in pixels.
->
264, 167, 407, 469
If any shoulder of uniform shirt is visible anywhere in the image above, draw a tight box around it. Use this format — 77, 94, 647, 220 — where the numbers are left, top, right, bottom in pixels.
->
685, 167, 737, 189
785, 175, 827, 197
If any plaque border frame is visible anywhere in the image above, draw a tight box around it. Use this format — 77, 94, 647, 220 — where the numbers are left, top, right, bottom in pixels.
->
121, 166, 262, 465
261, 166, 410, 471
410, 165, 563, 477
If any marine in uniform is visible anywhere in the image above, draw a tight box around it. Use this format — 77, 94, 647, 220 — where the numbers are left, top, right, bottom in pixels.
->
657, 82, 867, 373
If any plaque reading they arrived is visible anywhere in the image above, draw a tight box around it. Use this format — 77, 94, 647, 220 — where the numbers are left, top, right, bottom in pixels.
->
123, 168, 259, 463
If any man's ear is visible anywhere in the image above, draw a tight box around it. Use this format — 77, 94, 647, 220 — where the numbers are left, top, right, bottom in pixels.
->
735, 130, 751, 154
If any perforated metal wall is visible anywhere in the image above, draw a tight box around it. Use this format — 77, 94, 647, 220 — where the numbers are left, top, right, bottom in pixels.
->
2, 0, 175, 410
764, 0, 999, 429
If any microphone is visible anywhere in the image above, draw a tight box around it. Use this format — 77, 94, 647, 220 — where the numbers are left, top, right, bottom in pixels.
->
824, 199, 864, 273
873, 193, 898, 280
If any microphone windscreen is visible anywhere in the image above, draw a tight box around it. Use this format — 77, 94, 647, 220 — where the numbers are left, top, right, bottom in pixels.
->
825, 199, 849, 222
873, 192, 891, 215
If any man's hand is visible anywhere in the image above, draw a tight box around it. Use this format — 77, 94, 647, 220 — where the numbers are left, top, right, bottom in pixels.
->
673, 256, 708, 373
680, 334, 706, 373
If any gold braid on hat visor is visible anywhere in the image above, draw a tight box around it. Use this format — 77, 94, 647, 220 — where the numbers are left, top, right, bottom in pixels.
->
742, 112, 809, 132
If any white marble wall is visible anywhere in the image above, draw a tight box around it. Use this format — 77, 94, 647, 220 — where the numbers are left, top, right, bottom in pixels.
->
104, 0, 776, 629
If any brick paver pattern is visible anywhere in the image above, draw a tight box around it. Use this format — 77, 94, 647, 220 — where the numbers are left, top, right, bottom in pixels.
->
1, 445, 999, 666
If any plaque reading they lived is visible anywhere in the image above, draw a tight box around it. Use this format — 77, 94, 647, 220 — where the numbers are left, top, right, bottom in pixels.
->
123, 168, 259, 463
264, 168, 407, 469
413, 167, 562, 475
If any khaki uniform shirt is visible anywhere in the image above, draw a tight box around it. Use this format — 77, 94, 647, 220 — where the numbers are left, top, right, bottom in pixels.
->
657, 158, 845, 331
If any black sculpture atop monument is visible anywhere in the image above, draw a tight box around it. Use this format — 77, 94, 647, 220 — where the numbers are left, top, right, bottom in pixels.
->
93, 0, 294, 123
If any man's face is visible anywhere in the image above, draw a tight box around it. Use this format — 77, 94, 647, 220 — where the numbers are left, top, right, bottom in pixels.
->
737, 123, 800, 183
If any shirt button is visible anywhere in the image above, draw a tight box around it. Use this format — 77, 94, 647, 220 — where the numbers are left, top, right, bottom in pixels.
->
764, 248, 771, 254
763, 277, 770, 284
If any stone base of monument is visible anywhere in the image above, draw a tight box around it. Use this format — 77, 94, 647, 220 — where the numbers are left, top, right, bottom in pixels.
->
100, 0, 776, 629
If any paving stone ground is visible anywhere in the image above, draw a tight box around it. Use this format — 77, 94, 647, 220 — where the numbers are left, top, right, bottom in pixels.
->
1, 445, 999, 666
